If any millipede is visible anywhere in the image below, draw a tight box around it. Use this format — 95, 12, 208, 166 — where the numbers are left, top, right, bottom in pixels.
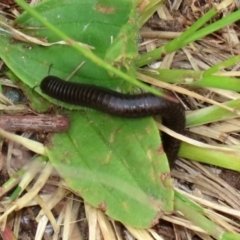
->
40, 75, 185, 166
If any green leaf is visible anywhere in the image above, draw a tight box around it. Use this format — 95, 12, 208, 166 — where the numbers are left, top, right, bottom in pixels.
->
47, 111, 173, 228
1, 0, 134, 99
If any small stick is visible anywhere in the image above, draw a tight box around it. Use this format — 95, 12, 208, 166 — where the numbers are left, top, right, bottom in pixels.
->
0, 114, 69, 132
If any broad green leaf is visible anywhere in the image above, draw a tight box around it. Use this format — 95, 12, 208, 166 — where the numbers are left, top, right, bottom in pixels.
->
0, 0, 174, 227
2, 0, 134, 103
47, 111, 173, 228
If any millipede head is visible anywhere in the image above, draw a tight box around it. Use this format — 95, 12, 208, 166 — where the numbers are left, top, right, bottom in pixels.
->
40, 75, 60, 94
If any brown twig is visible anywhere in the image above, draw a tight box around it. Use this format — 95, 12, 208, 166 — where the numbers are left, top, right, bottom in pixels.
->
0, 114, 69, 132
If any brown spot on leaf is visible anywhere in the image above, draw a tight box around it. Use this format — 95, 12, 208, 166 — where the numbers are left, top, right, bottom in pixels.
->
156, 145, 164, 154
150, 210, 163, 227
160, 172, 172, 189
98, 202, 107, 211
95, 4, 116, 14
160, 172, 170, 181
61, 151, 70, 164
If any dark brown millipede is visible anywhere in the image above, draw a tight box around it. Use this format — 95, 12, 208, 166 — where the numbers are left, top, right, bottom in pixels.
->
40, 76, 185, 167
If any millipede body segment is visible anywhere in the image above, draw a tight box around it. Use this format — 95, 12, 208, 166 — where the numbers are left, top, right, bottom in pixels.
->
40, 76, 185, 166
